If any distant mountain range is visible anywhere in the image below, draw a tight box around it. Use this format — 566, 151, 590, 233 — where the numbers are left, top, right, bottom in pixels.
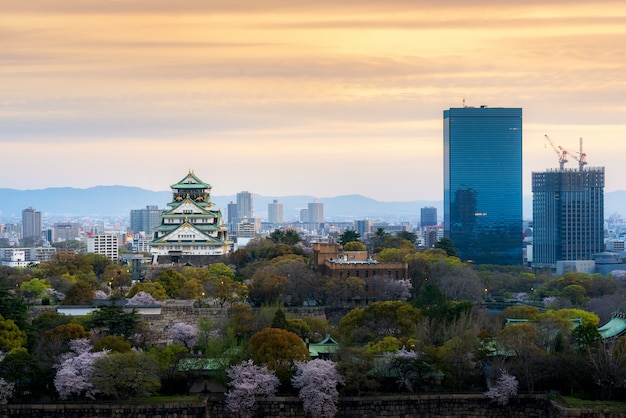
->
1, 186, 626, 221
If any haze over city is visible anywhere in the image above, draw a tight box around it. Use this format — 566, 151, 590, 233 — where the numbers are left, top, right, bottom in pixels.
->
2, 1, 626, 201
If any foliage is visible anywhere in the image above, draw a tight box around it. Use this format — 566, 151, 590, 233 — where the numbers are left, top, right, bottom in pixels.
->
336, 301, 422, 347
169, 323, 198, 349
92, 350, 161, 400
156, 269, 186, 298
434, 237, 457, 257
0, 314, 27, 352
54, 339, 109, 400
0, 378, 15, 405
249, 327, 311, 385
19, 278, 51, 299
0, 286, 28, 329
229, 303, 258, 342
572, 323, 601, 353
496, 323, 543, 393
225, 360, 279, 418
126, 291, 158, 306
485, 369, 518, 405
102, 265, 132, 289
40, 253, 95, 278
269, 229, 303, 246
84, 253, 113, 277
396, 230, 418, 244
343, 241, 366, 251
62, 280, 95, 305
85, 305, 140, 338
248, 270, 287, 306
588, 336, 626, 400
339, 230, 361, 246
333, 346, 378, 396
93, 335, 132, 353
0, 348, 44, 401
127, 282, 168, 301
271, 308, 289, 329
292, 359, 344, 418
379, 348, 439, 392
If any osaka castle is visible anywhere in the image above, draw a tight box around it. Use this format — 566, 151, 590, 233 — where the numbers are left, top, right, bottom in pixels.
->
150, 171, 233, 264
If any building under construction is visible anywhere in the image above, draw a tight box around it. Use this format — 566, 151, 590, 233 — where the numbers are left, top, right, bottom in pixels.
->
532, 142, 605, 267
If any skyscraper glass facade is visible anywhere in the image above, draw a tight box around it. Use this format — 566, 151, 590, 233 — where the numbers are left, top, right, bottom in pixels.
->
532, 167, 604, 266
444, 106, 523, 265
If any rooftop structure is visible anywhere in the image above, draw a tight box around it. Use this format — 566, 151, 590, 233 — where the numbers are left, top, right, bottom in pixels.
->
150, 171, 232, 264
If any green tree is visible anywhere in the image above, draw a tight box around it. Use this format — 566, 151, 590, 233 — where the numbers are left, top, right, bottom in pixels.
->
229, 303, 257, 342
271, 308, 289, 329
396, 230, 418, 244
127, 281, 168, 301
85, 253, 113, 277
434, 237, 457, 257
19, 278, 50, 300
93, 351, 161, 399
336, 301, 422, 347
269, 229, 302, 245
156, 269, 186, 298
343, 241, 366, 251
93, 335, 132, 353
0, 314, 27, 352
334, 346, 378, 396
369, 228, 390, 253
339, 230, 361, 246
0, 287, 28, 329
85, 305, 140, 338
0, 347, 44, 401
62, 280, 95, 305
561, 284, 589, 306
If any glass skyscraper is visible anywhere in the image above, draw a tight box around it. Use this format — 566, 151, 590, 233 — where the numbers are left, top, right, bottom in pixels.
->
443, 106, 523, 265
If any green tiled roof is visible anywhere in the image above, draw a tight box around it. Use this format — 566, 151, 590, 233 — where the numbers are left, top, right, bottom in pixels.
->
170, 170, 211, 190
598, 312, 626, 339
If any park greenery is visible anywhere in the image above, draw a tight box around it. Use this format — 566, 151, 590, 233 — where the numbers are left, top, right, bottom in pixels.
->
2, 228, 626, 414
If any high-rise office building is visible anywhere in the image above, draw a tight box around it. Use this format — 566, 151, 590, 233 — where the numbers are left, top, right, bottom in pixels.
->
268, 200, 284, 224
21, 207, 42, 240
236, 191, 253, 219
130, 205, 161, 234
355, 219, 372, 238
532, 167, 604, 266
307, 201, 324, 223
420, 207, 438, 227
227, 201, 238, 224
443, 106, 523, 264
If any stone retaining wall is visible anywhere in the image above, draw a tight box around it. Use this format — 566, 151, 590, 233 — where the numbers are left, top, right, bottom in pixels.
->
3, 395, 624, 418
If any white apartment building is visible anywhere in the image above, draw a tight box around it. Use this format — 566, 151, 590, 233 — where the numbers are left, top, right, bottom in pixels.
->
87, 234, 119, 261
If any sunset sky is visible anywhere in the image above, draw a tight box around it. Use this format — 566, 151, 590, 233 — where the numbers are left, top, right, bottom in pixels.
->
2, 1, 626, 201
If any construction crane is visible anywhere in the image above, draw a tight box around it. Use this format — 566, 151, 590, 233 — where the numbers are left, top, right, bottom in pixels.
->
544, 134, 568, 170
568, 137, 587, 171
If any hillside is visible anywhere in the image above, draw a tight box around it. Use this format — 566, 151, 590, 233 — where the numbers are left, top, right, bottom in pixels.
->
2, 186, 625, 221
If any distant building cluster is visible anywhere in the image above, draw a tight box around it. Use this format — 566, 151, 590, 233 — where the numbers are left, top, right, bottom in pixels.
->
3, 104, 623, 276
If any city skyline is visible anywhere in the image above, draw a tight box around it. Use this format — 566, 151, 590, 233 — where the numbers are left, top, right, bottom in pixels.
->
2, 1, 626, 201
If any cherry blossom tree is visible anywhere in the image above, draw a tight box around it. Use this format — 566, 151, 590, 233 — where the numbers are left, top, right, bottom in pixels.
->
0, 377, 15, 404
379, 348, 438, 392
126, 291, 158, 306
54, 338, 109, 400
169, 323, 198, 349
292, 359, 344, 418
94, 290, 108, 300
485, 369, 518, 405
225, 360, 279, 418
